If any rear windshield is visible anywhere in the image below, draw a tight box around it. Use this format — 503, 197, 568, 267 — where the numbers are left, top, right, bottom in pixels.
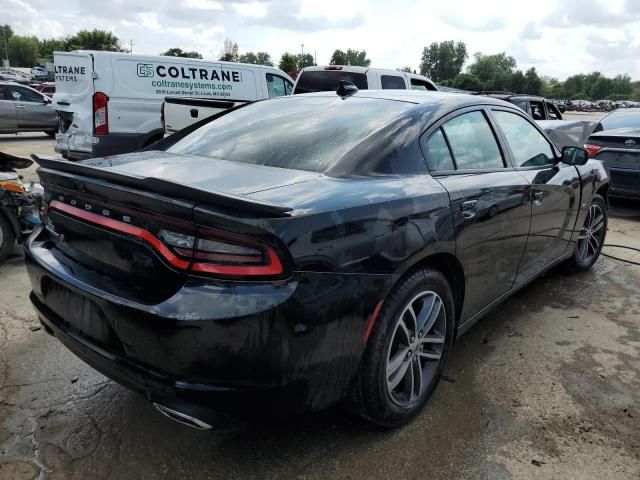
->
294, 70, 368, 94
600, 110, 640, 131
167, 96, 410, 173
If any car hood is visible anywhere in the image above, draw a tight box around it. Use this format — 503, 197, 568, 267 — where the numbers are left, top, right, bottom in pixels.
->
81, 151, 321, 196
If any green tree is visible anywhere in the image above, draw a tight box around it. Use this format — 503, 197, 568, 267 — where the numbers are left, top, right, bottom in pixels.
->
298, 53, 315, 69
278, 52, 298, 73
219, 39, 239, 62
238, 51, 274, 66
523, 67, 542, 95
610, 74, 633, 97
452, 73, 482, 91
39, 38, 67, 59
419, 41, 468, 82
65, 29, 121, 51
161, 47, 203, 59
7, 35, 39, 67
510, 70, 526, 93
467, 52, 516, 90
329, 48, 371, 67
397, 66, 414, 73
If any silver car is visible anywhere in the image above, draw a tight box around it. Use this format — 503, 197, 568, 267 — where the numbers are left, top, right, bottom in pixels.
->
0, 82, 57, 137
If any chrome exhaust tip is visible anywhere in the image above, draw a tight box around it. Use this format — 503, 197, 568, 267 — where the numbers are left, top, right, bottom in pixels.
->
153, 403, 213, 430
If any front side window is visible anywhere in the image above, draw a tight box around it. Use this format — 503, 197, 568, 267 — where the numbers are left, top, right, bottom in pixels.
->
546, 102, 562, 120
266, 73, 292, 98
381, 75, 406, 89
441, 111, 504, 170
6, 86, 43, 103
493, 110, 555, 167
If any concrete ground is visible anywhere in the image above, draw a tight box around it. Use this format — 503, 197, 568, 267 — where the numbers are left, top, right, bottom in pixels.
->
1, 131, 639, 480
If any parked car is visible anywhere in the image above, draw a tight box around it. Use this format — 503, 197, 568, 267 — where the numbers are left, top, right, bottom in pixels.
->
585, 108, 640, 198
0, 70, 29, 83
32, 82, 56, 98
476, 92, 563, 120
162, 66, 293, 135
0, 152, 43, 263
26, 90, 608, 429
293, 65, 438, 94
0, 82, 57, 136
53, 50, 293, 159
30, 67, 48, 82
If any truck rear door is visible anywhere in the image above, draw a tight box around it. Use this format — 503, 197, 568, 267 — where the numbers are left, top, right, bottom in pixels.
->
53, 52, 95, 155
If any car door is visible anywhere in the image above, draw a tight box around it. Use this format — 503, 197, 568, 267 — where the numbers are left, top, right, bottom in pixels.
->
421, 107, 532, 322
490, 107, 581, 283
4, 84, 56, 129
0, 85, 18, 130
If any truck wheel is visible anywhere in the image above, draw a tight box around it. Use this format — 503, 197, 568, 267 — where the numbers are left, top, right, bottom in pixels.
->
0, 214, 16, 263
350, 268, 455, 427
564, 194, 607, 273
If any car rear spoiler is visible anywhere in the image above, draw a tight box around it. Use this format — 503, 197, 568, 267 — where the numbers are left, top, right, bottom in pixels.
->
31, 155, 293, 218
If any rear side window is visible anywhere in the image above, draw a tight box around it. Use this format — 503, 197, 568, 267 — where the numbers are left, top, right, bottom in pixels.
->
168, 96, 410, 173
266, 73, 292, 98
530, 101, 545, 120
425, 129, 455, 171
410, 79, 436, 91
492, 111, 555, 167
381, 75, 406, 89
441, 111, 504, 170
294, 70, 368, 94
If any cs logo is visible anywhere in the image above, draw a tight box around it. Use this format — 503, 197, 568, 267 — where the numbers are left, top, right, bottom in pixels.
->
137, 63, 154, 77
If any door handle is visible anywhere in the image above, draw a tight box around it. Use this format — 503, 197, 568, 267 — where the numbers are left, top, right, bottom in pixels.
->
533, 191, 544, 205
461, 200, 478, 219
16, 105, 25, 109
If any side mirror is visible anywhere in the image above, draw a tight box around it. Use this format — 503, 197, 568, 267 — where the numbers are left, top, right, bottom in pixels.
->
561, 146, 588, 166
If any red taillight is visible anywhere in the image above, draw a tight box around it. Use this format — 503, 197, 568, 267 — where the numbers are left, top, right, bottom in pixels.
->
48, 201, 285, 278
161, 229, 284, 276
584, 144, 603, 157
93, 92, 109, 136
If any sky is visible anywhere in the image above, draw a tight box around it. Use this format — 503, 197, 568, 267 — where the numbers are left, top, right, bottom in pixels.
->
6, 0, 640, 80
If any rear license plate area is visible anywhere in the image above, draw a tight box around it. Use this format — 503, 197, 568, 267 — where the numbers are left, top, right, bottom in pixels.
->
43, 279, 114, 346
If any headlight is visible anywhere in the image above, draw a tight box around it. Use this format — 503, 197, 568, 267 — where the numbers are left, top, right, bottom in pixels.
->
0, 178, 25, 193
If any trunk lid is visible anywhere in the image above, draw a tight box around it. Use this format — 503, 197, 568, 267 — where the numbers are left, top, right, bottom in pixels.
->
589, 128, 640, 170
34, 154, 295, 303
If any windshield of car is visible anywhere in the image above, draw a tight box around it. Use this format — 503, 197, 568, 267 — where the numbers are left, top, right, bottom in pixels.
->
294, 70, 368, 94
600, 110, 640, 131
167, 96, 411, 173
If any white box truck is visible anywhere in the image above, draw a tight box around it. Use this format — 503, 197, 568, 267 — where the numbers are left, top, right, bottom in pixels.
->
53, 51, 294, 159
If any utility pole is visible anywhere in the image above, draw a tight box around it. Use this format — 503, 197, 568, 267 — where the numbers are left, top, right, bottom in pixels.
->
300, 43, 304, 69
129, 40, 134, 54
1, 29, 8, 67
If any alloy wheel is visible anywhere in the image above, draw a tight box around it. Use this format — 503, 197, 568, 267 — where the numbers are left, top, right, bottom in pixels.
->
385, 291, 446, 407
577, 203, 605, 264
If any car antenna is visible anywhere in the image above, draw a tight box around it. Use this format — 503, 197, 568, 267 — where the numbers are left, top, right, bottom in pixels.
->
336, 81, 358, 97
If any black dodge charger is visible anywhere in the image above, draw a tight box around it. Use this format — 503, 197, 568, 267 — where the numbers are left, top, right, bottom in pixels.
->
25, 89, 609, 428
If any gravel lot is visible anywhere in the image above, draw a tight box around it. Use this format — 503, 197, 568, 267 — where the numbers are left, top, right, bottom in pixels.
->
1, 127, 639, 479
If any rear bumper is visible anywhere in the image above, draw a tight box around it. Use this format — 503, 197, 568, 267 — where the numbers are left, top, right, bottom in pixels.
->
24, 229, 388, 421
56, 129, 164, 160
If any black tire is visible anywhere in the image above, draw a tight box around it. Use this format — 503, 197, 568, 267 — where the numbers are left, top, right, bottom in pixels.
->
564, 194, 607, 273
350, 268, 455, 427
45, 131, 56, 138
0, 213, 16, 264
